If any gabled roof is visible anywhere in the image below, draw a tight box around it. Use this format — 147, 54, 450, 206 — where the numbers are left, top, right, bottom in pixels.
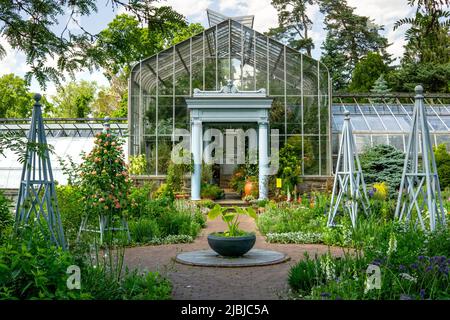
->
130, 12, 329, 96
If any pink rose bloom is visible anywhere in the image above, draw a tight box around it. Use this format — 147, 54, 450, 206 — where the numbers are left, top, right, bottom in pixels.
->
115, 203, 121, 209
99, 198, 105, 203
111, 142, 116, 146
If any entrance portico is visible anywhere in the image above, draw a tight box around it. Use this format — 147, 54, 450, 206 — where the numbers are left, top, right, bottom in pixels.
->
185, 81, 273, 201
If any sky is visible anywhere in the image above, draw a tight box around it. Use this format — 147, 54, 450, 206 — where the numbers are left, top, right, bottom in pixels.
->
0, 0, 415, 97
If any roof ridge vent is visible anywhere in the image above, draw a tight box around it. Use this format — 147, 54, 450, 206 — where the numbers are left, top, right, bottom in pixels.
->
206, 8, 254, 28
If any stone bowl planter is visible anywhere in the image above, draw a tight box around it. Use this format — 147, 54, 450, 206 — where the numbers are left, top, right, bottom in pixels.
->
207, 233, 256, 257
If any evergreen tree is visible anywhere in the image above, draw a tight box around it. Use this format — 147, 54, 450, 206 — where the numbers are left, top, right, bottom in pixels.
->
319, 0, 391, 91
370, 74, 391, 95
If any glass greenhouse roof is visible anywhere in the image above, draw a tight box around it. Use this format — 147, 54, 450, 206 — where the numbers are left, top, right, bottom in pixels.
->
331, 95, 450, 154
0, 118, 128, 189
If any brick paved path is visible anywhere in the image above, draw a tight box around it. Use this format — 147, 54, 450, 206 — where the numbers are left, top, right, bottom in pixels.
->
124, 215, 347, 300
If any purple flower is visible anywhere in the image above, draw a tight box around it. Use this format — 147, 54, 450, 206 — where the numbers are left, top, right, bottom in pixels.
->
410, 263, 418, 270
419, 289, 426, 300
320, 292, 331, 300
399, 265, 406, 271
425, 266, 433, 272
372, 258, 383, 266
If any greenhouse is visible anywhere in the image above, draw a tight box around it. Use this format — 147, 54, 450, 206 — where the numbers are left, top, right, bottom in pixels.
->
128, 9, 332, 178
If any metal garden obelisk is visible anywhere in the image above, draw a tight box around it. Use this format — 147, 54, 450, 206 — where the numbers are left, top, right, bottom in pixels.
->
327, 110, 370, 228
395, 85, 446, 231
15, 94, 66, 249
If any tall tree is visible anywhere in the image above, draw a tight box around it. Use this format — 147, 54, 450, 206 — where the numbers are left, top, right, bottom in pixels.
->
0, 74, 33, 118
0, 1, 185, 88
395, 0, 450, 64
319, 0, 391, 91
0, 74, 53, 118
91, 10, 196, 81
52, 81, 97, 118
349, 52, 389, 92
90, 14, 203, 117
267, 0, 316, 56
389, 0, 450, 92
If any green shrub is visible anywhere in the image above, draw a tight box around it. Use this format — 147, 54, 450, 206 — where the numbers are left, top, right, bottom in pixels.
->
128, 154, 147, 175
56, 185, 85, 245
0, 190, 12, 240
143, 234, 194, 245
158, 209, 201, 237
201, 183, 224, 200
128, 184, 166, 219
127, 197, 206, 244
266, 231, 323, 244
434, 143, 450, 189
0, 240, 81, 299
152, 183, 175, 202
288, 253, 327, 294
82, 267, 171, 300
120, 271, 172, 299
129, 218, 161, 243
0, 234, 173, 300
257, 202, 326, 235
288, 219, 450, 300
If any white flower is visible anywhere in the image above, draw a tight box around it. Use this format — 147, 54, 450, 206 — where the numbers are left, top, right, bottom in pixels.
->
399, 273, 417, 283
387, 233, 397, 256
320, 254, 336, 281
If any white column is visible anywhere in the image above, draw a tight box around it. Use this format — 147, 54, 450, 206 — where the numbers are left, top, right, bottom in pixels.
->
191, 120, 202, 200
258, 120, 269, 200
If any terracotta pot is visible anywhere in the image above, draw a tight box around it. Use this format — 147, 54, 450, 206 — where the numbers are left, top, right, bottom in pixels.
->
244, 180, 254, 196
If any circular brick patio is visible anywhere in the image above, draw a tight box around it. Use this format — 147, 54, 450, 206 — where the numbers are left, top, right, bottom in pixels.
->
124, 215, 347, 300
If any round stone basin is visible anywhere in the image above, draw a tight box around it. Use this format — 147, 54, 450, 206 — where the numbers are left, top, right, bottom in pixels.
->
175, 249, 289, 267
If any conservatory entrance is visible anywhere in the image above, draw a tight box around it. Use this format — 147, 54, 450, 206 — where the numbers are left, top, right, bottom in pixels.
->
185, 81, 272, 200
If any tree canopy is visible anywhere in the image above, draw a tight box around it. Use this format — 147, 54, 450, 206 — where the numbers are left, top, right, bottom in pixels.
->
0, 74, 53, 118
0, 1, 185, 88
319, 0, 391, 91
349, 53, 390, 92
52, 81, 97, 118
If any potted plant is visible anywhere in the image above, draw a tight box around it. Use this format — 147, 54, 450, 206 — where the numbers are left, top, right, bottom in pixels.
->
207, 205, 257, 257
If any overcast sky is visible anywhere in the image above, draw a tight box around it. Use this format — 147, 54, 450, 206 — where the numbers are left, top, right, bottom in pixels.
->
0, 0, 415, 97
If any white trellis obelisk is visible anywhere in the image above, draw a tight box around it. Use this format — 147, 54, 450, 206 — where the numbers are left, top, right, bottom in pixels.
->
327, 110, 370, 228
395, 85, 446, 231
15, 94, 66, 249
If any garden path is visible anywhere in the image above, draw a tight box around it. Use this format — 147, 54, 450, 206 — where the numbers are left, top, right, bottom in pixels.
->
124, 215, 347, 300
